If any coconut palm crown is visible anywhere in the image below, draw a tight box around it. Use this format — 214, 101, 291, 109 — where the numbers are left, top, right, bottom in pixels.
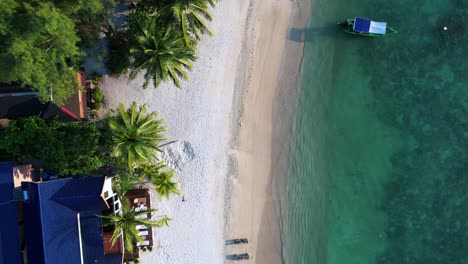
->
107, 102, 167, 168
151, 169, 180, 199
168, 0, 217, 45
134, 161, 168, 184
100, 198, 171, 253
130, 16, 196, 89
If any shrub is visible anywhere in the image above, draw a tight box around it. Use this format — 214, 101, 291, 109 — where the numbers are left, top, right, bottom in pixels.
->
107, 30, 130, 75
0, 117, 104, 175
91, 87, 105, 110
90, 72, 102, 85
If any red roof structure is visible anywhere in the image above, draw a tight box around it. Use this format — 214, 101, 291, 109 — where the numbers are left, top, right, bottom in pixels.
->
103, 232, 124, 254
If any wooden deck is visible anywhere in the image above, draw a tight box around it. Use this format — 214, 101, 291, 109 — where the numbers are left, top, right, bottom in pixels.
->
123, 188, 153, 261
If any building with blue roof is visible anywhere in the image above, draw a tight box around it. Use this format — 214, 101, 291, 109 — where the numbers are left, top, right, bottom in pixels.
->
0, 162, 122, 264
0, 162, 22, 264
22, 177, 122, 264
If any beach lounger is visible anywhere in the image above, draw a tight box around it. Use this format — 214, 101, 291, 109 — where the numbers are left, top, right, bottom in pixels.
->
234, 238, 248, 244
136, 225, 147, 230
234, 253, 249, 260
137, 240, 150, 246
138, 230, 149, 236
136, 214, 148, 219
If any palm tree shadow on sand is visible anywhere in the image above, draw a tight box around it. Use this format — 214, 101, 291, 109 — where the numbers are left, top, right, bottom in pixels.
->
288, 24, 346, 42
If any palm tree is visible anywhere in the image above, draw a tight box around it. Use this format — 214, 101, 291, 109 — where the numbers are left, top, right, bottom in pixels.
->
134, 162, 180, 199
107, 102, 167, 168
130, 16, 196, 89
100, 198, 171, 253
134, 161, 168, 184
167, 0, 217, 45
151, 169, 180, 199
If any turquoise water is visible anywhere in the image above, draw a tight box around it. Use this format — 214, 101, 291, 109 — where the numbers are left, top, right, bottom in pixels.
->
283, 0, 468, 263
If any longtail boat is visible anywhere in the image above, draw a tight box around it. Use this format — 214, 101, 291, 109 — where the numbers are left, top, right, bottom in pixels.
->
337, 17, 398, 36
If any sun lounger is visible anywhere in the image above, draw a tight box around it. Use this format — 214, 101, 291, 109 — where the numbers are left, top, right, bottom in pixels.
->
234, 253, 249, 260
137, 240, 150, 246
138, 230, 149, 236
233, 238, 248, 244
136, 214, 148, 219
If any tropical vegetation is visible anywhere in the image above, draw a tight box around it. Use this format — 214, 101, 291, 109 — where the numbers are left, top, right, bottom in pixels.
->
106, 102, 167, 169
135, 162, 180, 199
152, 170, 181, 199
0, 0, 116, 104
0, 0, 222, 257
130, 18, 196, 88
115, 0, 218, 88
100, 198, 171, 253
0, 117, 104, 175
163, 0, 217, 45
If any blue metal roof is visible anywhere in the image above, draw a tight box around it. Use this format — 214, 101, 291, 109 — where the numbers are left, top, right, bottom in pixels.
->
0, 162, 22, 264
97, 253, 124, 264
80, 211, 108, 263
22, 177, 117, 264
23, 179, 81, 264
50, 177, 108, 212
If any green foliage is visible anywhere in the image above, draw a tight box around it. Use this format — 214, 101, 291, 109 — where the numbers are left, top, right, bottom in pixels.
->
107, 29, 131, 75
141, 0, 217, 45
134, 162, 180, 199
0, 2, 81, 105
112, 173, 135, 196
100, 198, 171, 253
0, 117, 104, 175
92, 87, 105, 110
129, 17, 196, 88
167, 0, 217, 46
0, 0, 18, 37
91, 72, 103, 85
0, 117, 54, 161
0, 0, 117, 104
134, 162, 168, 184
94, 87, 105, 102
151, 170, 180, 199
107, 102, 167, 169
52, 0, 116, 47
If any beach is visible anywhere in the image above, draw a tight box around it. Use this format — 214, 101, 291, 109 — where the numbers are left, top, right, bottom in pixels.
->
99, 0, 306, 263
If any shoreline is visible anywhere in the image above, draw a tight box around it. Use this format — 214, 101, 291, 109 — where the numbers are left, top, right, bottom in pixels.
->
97, 0, 311, 262
225, 0, 311, 263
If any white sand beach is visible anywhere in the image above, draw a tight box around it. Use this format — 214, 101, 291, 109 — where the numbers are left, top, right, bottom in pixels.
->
99, 0, 304, 263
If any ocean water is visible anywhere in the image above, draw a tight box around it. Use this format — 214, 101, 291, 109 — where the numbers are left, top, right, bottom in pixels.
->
283, 0, 468, 263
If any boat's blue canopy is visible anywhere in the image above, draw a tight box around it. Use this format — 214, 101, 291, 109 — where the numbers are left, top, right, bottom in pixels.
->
353, 17, 387, 34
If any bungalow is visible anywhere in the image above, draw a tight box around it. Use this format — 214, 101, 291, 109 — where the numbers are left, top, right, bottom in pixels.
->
0, 162, 123, 264
0, 70, 89, 122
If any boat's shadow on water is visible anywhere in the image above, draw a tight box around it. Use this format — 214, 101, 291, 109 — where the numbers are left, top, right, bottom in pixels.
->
288, 24, 347, 42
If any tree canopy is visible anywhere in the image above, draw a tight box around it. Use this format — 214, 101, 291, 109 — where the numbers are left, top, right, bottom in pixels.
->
0, 117, 104, 175
0, 2, 80, 104
107, 102, 167, 168
0, 0, 115, 105
129, 14, 196, 88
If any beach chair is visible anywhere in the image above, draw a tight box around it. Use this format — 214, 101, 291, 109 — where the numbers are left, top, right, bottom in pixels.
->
137, 240, 150, 246
136, 225, 147, 230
